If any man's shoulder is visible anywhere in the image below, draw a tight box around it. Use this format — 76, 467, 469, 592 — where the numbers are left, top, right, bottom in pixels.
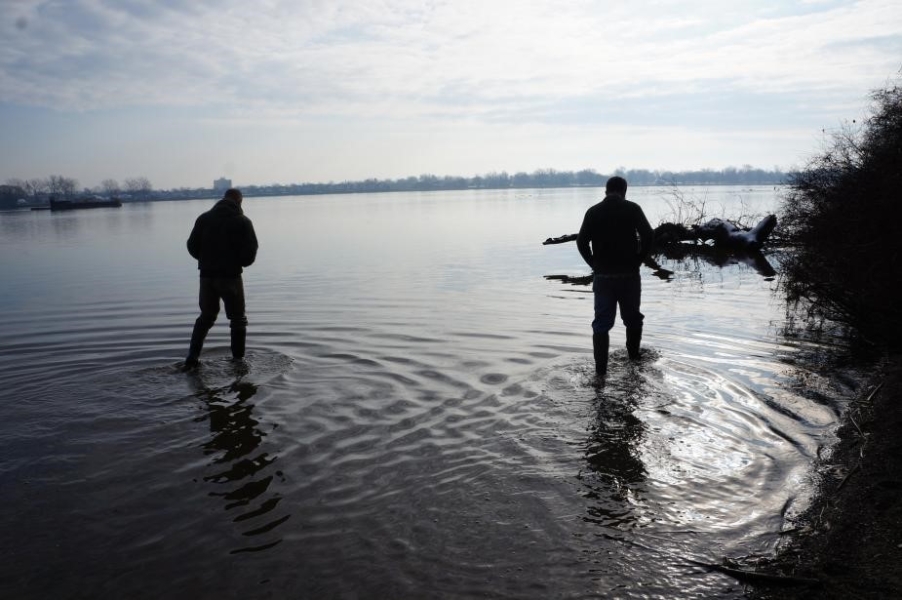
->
193, 209, 212, 224
626, 199, 644, 209
584, 200, 606, 215
586, 197, 622, 214
622, 199, 647, 214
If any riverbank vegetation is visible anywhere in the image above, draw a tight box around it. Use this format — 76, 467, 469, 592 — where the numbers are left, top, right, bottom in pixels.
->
746, 76, 902, 599
778, 78, 902, 350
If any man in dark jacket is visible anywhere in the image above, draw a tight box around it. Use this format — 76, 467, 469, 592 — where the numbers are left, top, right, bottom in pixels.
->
576, 176, 653, 378
184, 188, 258, 367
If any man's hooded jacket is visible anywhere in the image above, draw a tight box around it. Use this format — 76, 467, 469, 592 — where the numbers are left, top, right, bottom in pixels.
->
187, 198, 258, 277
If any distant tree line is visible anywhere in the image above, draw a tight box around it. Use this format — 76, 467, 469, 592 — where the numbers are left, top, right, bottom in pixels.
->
0, 175, 153, 209
3, 166, 787, 209
238, 165, 787, 198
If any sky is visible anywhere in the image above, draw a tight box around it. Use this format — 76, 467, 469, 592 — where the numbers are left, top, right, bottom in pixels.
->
1, 0, 900, 190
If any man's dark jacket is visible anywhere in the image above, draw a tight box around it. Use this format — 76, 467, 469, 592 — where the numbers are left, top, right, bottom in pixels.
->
577, 194, 653, 275
187, 198, 258, 277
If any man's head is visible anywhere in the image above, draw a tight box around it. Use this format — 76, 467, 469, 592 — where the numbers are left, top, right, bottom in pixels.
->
606, 176, 627, 197
223, 188, 243, 206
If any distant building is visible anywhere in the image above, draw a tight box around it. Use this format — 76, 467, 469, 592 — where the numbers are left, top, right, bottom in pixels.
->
213, 177, 232, 192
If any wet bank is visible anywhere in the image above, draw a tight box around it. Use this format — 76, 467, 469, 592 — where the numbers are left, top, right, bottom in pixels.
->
759, 78, 902, 599
752, 353, 902, 599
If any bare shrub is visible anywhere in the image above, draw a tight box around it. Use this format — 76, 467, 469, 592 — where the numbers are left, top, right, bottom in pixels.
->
779, 78, 902, 348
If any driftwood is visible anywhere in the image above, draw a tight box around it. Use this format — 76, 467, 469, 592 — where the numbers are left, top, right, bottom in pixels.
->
657, 214, 777, 251
544, 215, 778, 278
543, 233, 579, 245
544, 215, 777, 251
686, 559, 821, 587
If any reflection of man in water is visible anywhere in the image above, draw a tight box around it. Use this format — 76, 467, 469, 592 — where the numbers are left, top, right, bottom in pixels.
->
189, 375, 287, 553
185, 188, 258, 368
577, 177, 653, 377
584, 392, 647, 506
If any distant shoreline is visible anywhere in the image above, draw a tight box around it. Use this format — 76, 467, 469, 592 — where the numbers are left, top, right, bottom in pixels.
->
2, 181, 788, 211
2, 167, 788, 210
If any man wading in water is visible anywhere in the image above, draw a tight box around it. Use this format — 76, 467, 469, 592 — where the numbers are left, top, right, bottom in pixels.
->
576, 176, 653, 378
184, 188, 258, 368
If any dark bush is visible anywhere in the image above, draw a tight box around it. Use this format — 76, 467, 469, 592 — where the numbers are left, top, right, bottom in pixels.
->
780, 78, 902, 348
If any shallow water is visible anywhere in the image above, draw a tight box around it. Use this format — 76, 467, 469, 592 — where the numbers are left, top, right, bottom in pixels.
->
0, 187, 862, 598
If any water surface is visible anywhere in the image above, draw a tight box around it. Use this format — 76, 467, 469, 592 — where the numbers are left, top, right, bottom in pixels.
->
0, 187, 860, 598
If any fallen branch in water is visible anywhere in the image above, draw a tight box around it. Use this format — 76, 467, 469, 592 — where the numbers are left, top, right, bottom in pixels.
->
865, 381, 885, 404
544, 215, 778, 251
836, 462, 862, 491
542, 233, 578, 245
544, 215, 779, 278
836, 379, 884, 488
686, 559, 821, 587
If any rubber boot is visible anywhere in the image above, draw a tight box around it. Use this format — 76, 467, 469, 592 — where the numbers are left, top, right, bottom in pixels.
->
230, 325, 247, 360
626, 326, 642, 360
185, 317, 213, 368
592, 332, 609, 377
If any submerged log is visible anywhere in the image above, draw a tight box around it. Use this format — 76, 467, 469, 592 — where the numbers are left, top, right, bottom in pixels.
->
685, 559, 821, 588
661, 214, 777, 251
543, 233, 578, 245
543, 215, 778, 279
543, 215, 778, 252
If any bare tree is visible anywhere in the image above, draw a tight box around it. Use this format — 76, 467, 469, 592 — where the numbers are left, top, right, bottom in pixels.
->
100, 178, 120, 197
780, 79, 902, 346
61, 178, 78, 197
124, 176, 152, 199
47, 175, 79, 198
47, 175, 64, 195
24, 178, 49, 201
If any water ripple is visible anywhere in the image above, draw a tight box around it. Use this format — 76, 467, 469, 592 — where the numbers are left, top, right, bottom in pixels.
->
1, 192, 864, 599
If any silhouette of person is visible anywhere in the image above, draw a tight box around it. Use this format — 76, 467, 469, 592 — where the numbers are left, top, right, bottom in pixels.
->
576, 177, 653, 377
185, 188, 258, 368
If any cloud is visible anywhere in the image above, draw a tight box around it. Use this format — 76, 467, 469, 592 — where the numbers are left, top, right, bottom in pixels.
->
2, 0, 899, 121
1, 0, 899, 186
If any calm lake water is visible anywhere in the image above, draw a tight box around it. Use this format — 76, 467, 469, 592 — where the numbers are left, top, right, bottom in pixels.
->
0, 187, 863, 599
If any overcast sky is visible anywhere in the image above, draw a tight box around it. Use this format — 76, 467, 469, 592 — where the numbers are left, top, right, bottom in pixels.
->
1, 0, 900, 190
